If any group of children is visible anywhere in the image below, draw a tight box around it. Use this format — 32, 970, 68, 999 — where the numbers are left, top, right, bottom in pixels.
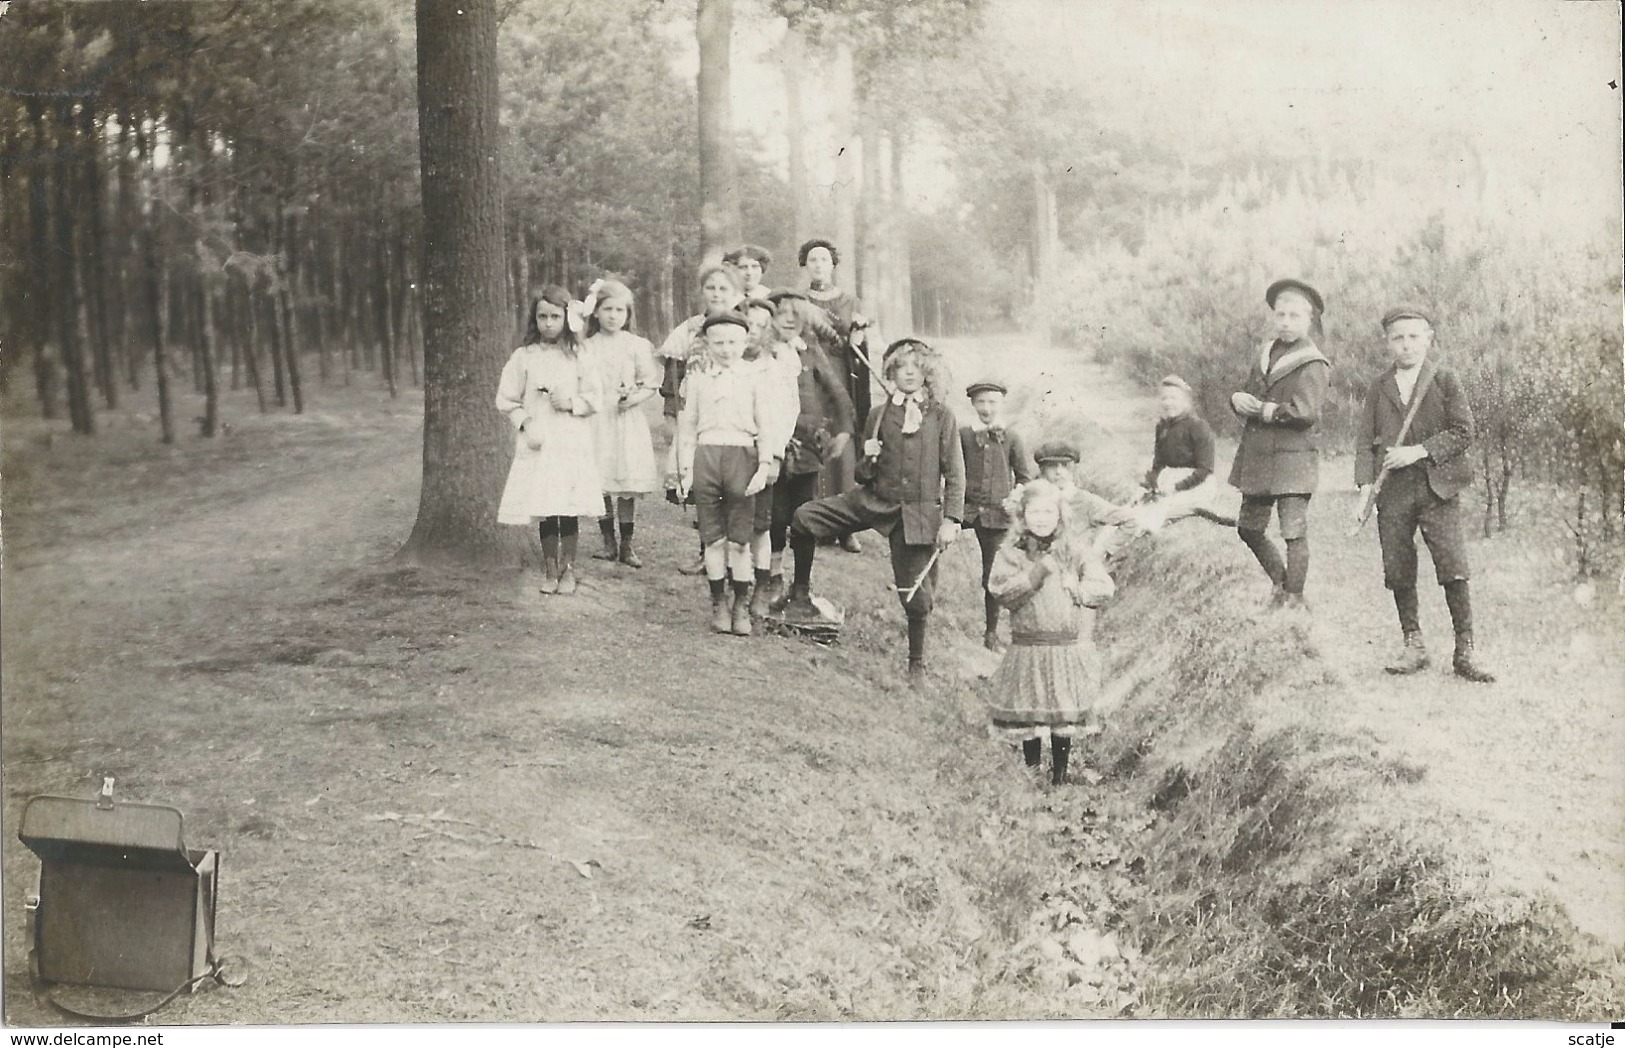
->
495, 264, 1495, 791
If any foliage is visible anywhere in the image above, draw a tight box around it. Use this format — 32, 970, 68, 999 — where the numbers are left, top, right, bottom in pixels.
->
1047, 171, 1624, 569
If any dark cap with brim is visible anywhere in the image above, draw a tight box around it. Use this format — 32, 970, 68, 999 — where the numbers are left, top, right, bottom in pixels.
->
1265, 278, 1325, 314
965, 380, 1008, 398
1380, 305, 1432, 330
1032, 440, 1081, 465
765, 288, 808, 305
700, 312, 750, 334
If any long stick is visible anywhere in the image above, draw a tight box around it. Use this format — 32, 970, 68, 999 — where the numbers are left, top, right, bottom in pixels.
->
896, 544, 945, 603
1349, 365, 1436, 536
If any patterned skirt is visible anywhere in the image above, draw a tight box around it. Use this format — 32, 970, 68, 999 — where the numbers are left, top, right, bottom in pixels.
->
988, 629, 1099, 734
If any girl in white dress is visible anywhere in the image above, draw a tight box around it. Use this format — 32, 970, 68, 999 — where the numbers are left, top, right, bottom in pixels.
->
582, 279, 660, 568
495, 285, 605, 595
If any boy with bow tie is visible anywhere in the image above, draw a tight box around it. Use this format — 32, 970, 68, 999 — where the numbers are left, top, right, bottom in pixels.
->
960, 380, 1035, 649
1355, 306, 1494, 682
783, 339, 966, 684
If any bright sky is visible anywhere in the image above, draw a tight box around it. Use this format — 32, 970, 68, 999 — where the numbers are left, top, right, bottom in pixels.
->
702, 0, 1622, 233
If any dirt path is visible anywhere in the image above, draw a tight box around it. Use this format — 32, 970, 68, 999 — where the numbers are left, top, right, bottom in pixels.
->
2, 369, 1141, 1024
4, 338, 1617, 1024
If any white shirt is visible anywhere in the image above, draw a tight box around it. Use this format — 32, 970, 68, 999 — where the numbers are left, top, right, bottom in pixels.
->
1394, 365, 1422, 405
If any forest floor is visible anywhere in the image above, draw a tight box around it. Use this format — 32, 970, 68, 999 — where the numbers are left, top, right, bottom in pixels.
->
2, 336, 1621, 1024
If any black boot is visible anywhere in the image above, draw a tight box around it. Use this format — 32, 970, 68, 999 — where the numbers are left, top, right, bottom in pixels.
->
592, 517, 618, 561
1385, 630, 1429, 674
1453, 632, 1496, 683
617, 521, 642, 568
1051, 735, 1072, 786
1022, 738, 1042, 767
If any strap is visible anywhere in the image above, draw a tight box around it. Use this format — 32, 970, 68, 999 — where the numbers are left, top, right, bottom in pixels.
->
30, 952, 247, 1024
1391, 361, 1437, 449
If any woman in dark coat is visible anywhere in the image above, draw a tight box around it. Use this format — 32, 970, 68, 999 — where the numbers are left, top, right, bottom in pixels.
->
799, 238, 873, 552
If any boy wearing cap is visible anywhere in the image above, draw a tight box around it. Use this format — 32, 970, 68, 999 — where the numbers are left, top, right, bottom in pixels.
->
1355, 307, 1494, 682
961, 380, 1036, 649
785, 339, 964, 683
676, 312, 781, 636
1229, 278, 1332, 609
1140, 375, 1225, 528
1032, 441, 1139, 570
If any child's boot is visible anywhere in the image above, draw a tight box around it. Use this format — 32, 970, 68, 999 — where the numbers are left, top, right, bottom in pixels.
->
906, 613, 928, 686
617, 522, 642, 569
1452, 632, 1496, 683
749, 570, 777, 618
557, 532, 579, 595
730, 580, 753, 636
709, 579, 731, 633
1022, 738, 1043, 767
1051, 735, 1072, 786
593, 517, 618, 561
539, 538, 560, 595
1385, 630, 1428, 675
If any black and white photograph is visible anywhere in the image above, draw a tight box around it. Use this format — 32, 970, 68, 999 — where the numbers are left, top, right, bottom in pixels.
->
0, 0, 1621, 1035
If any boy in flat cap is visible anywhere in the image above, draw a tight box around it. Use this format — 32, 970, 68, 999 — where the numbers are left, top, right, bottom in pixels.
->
785, 338, 964, 683
1032, 440, 1139, 572
1229, 278, 1331, 609
676, 312, 782, 636
1354, 306, 1494, 682
1140, 375, 1227, 529
961, 379, 1035, 648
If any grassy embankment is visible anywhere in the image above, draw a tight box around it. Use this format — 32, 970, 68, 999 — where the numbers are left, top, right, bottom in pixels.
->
956, 390, 1625, 1018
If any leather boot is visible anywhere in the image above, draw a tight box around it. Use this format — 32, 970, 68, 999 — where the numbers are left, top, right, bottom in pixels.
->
1385, 631, 1429, 675
556, 534, 579, 595
1051, 735, 1072, 786
778, 581, 820, 622
731, 588, 754, 636
1453, 633, 1496, 683
907, 659, 927, 688
1022, 738, 1043, 767
750, 573, 779, 618
840, 533, 863, 554
538, 554, 560, 595
710, 593, 732, 634
592, 518, 618, 560
616, 523, 642, 569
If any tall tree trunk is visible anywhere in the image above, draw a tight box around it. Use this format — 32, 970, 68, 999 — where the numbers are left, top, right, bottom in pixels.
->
401, 0, 511, 565
889, 125, 913, 338
781, 25, 812, 248
79, 101, 116, 409
857, 97, 884, 324
143, 229, 176, 444
26, 100, 59, 419
829, 43, 858, 272
696, 0, 740, 267
1028, 162, 1057, 346
242, 278, 267, 412
54, 101, 94, 434
197, 264, 221, 436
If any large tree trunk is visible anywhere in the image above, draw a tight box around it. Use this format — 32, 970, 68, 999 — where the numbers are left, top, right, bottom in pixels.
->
142, 228, 176, 445
857, 98, 884, 325
54, 101, 94, 435
1028, 162, 1057, 346
829, 43, 858, 272
26, 100, 59, 419
401, 0, 512, 566
889, 124, 913, 339
696, 0, 740, 267
781, 25, 813, 248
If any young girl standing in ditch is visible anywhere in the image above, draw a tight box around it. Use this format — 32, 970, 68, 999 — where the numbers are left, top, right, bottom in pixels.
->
986, 478, 1115, 785
496, 285, 605, 595
582, 279, 660, 568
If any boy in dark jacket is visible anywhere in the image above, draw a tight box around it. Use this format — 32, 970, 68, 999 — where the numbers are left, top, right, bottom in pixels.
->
1355, 306, 1493, 682
784, 339, 966, 684
960, 379, 1034, 649
1229, 278, 1332, 609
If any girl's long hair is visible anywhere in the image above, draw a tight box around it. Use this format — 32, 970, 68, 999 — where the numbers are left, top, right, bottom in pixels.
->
585, 278, 636, 338
522, 284, 582, 352
1003, 479, 1083, 564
